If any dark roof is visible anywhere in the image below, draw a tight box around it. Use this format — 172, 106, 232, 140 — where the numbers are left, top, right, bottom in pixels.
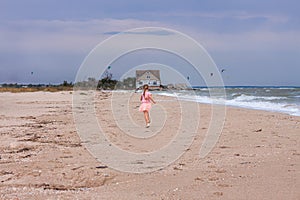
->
136, 70, 160, 80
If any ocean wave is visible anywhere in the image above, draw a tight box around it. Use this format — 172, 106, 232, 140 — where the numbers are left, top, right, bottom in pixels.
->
226, 99, 300, 116
233, 94, 288, 101
157, 91, 300, 116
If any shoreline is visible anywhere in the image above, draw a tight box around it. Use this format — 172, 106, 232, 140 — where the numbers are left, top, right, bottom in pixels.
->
2, 88, 299, 117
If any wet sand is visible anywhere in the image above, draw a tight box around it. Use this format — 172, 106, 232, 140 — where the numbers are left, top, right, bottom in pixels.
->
0, 91, 299, 199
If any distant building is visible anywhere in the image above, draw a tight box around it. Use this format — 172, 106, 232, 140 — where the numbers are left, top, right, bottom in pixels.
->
136, 70, 161, 89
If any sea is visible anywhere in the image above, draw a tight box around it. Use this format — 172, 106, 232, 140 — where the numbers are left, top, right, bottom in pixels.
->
155, 86, 300, 116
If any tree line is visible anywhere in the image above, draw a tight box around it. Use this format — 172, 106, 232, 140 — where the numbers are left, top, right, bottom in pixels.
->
1, 74, 136, 90
74, 77, 136, 90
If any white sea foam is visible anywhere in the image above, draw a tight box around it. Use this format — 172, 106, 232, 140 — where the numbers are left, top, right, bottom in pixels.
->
233, 94, 287, 101
226, 98, 300, 116
157, 91, 300, 116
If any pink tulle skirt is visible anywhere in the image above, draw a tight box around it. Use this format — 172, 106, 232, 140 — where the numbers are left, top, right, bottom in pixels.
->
139, 103, 152, 112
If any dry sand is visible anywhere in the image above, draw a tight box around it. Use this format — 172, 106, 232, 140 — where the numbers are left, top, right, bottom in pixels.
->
0, 91, 299, 200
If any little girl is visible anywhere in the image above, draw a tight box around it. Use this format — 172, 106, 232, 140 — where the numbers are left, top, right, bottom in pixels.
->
139, 84, 156, 128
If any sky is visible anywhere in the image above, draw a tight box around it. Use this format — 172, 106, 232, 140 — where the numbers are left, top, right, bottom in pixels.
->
0, 0, 299, 86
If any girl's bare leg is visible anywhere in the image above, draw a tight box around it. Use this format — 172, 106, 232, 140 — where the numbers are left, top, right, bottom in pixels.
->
143, 111, 150, 124
146, 112, 150, 123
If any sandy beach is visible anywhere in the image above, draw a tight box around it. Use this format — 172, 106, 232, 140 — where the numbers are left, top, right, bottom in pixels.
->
0, 91, 299, 199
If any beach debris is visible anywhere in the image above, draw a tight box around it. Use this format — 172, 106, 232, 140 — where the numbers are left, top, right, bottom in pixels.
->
8, 142, 35, 153
219, 145, 230, 149
194, 177, 204, 181
254, 128, 262, 132
234, 153, 240, 156
96, 165, 108, 169
71, 166, 84, 170
208, 177, 219, 181
213, 191, 223, 196
131, 161, 144, 164
173, 166, 183, 170
0, 171, 13, 175
42, 183, 72, 191
22, 154, 33, 158
240, 161, 251, 165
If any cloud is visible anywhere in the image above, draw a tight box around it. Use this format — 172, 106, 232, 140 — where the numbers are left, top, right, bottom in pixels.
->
1, 16, 299, 56
141, 10, 290, 25
104, 30, 174, 36
0, 18, 165, 54
103, 31, 122, 35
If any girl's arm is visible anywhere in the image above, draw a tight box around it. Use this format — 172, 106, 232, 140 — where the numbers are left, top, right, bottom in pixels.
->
149, 94, 156, 104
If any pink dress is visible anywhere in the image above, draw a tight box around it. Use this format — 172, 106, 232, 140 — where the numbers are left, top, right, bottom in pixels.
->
139, 91, 152, 112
